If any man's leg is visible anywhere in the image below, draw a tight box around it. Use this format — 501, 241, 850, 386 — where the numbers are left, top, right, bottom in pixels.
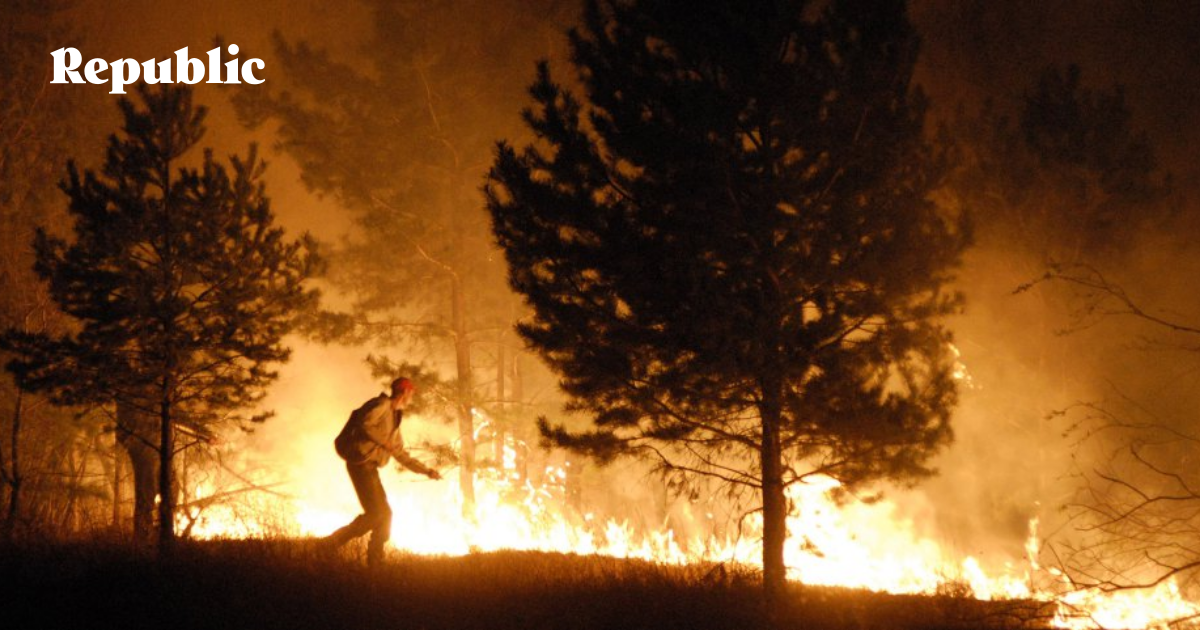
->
358, 467, 392, 566
326, 462, 387, 549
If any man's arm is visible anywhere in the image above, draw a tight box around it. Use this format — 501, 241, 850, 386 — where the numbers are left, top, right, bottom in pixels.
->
392, 434, 441, 479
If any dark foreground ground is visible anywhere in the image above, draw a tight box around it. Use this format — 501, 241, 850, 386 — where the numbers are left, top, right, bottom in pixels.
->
0, 539, 1056, 630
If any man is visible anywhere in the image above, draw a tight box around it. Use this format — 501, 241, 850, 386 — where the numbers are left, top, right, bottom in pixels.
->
326, 377, 441, 565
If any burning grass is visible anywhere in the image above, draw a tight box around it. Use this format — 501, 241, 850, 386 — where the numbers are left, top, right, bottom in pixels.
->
0, 538, 1057, 630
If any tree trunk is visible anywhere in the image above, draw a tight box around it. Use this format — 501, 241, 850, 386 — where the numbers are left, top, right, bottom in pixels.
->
511, 349, 526, 484
61, 447, 81, 533
0, 401, 7, 514
157, 381, 175, 553
3, 388, 24, 539
129, 445, 157, 544
112, 431, 123, 531
494, 331, 507, 465
157, 129, 177, 556
451, 275, 476, 516
510, 348, 523, 405
759, 378, 788, 610
117, 401, 157, 545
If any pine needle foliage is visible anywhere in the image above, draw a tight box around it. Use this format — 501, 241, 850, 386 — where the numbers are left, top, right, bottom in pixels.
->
488, 0, 967, 599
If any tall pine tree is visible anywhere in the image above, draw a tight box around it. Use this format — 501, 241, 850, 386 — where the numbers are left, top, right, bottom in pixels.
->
488, 0, 965, 601
2, 85, 321, 550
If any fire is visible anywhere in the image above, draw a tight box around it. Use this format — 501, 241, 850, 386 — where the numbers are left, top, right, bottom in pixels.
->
172, 346, 1199, 630
1054, 581, 1200, 630
178, 416, 1200, 630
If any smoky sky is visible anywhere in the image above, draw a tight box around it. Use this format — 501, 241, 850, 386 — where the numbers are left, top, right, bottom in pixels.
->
64, 0, 1200, 211
58, 0, 1200, 196
913, 0, 1200, 195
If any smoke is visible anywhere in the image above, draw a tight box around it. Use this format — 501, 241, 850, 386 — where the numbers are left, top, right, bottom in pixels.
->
912, 0, 1200, 197
856, 0, 1200, 574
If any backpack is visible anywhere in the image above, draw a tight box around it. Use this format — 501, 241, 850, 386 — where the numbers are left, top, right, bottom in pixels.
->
334, 397, 383, 464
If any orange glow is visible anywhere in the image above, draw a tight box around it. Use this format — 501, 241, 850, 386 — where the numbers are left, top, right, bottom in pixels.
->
173, 345, 1200, 630
180, 415, 1200, 630
1052, 580, 1200, 630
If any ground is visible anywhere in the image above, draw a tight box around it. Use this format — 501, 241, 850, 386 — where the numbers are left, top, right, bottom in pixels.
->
0, 539, 1055, 630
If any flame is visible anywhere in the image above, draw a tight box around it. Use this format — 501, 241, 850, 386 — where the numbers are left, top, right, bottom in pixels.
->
181, 428, 1200, 630
1052, 580, 1200, 630
173, 346, 1199, 630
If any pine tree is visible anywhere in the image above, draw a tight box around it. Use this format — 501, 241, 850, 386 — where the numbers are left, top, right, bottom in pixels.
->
952, 64, 1172, 263
2, 85, 321, 550
488, 0, 966, 601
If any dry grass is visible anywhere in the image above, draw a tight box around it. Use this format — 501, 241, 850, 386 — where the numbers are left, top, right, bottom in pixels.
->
0, 538, 1055, 630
